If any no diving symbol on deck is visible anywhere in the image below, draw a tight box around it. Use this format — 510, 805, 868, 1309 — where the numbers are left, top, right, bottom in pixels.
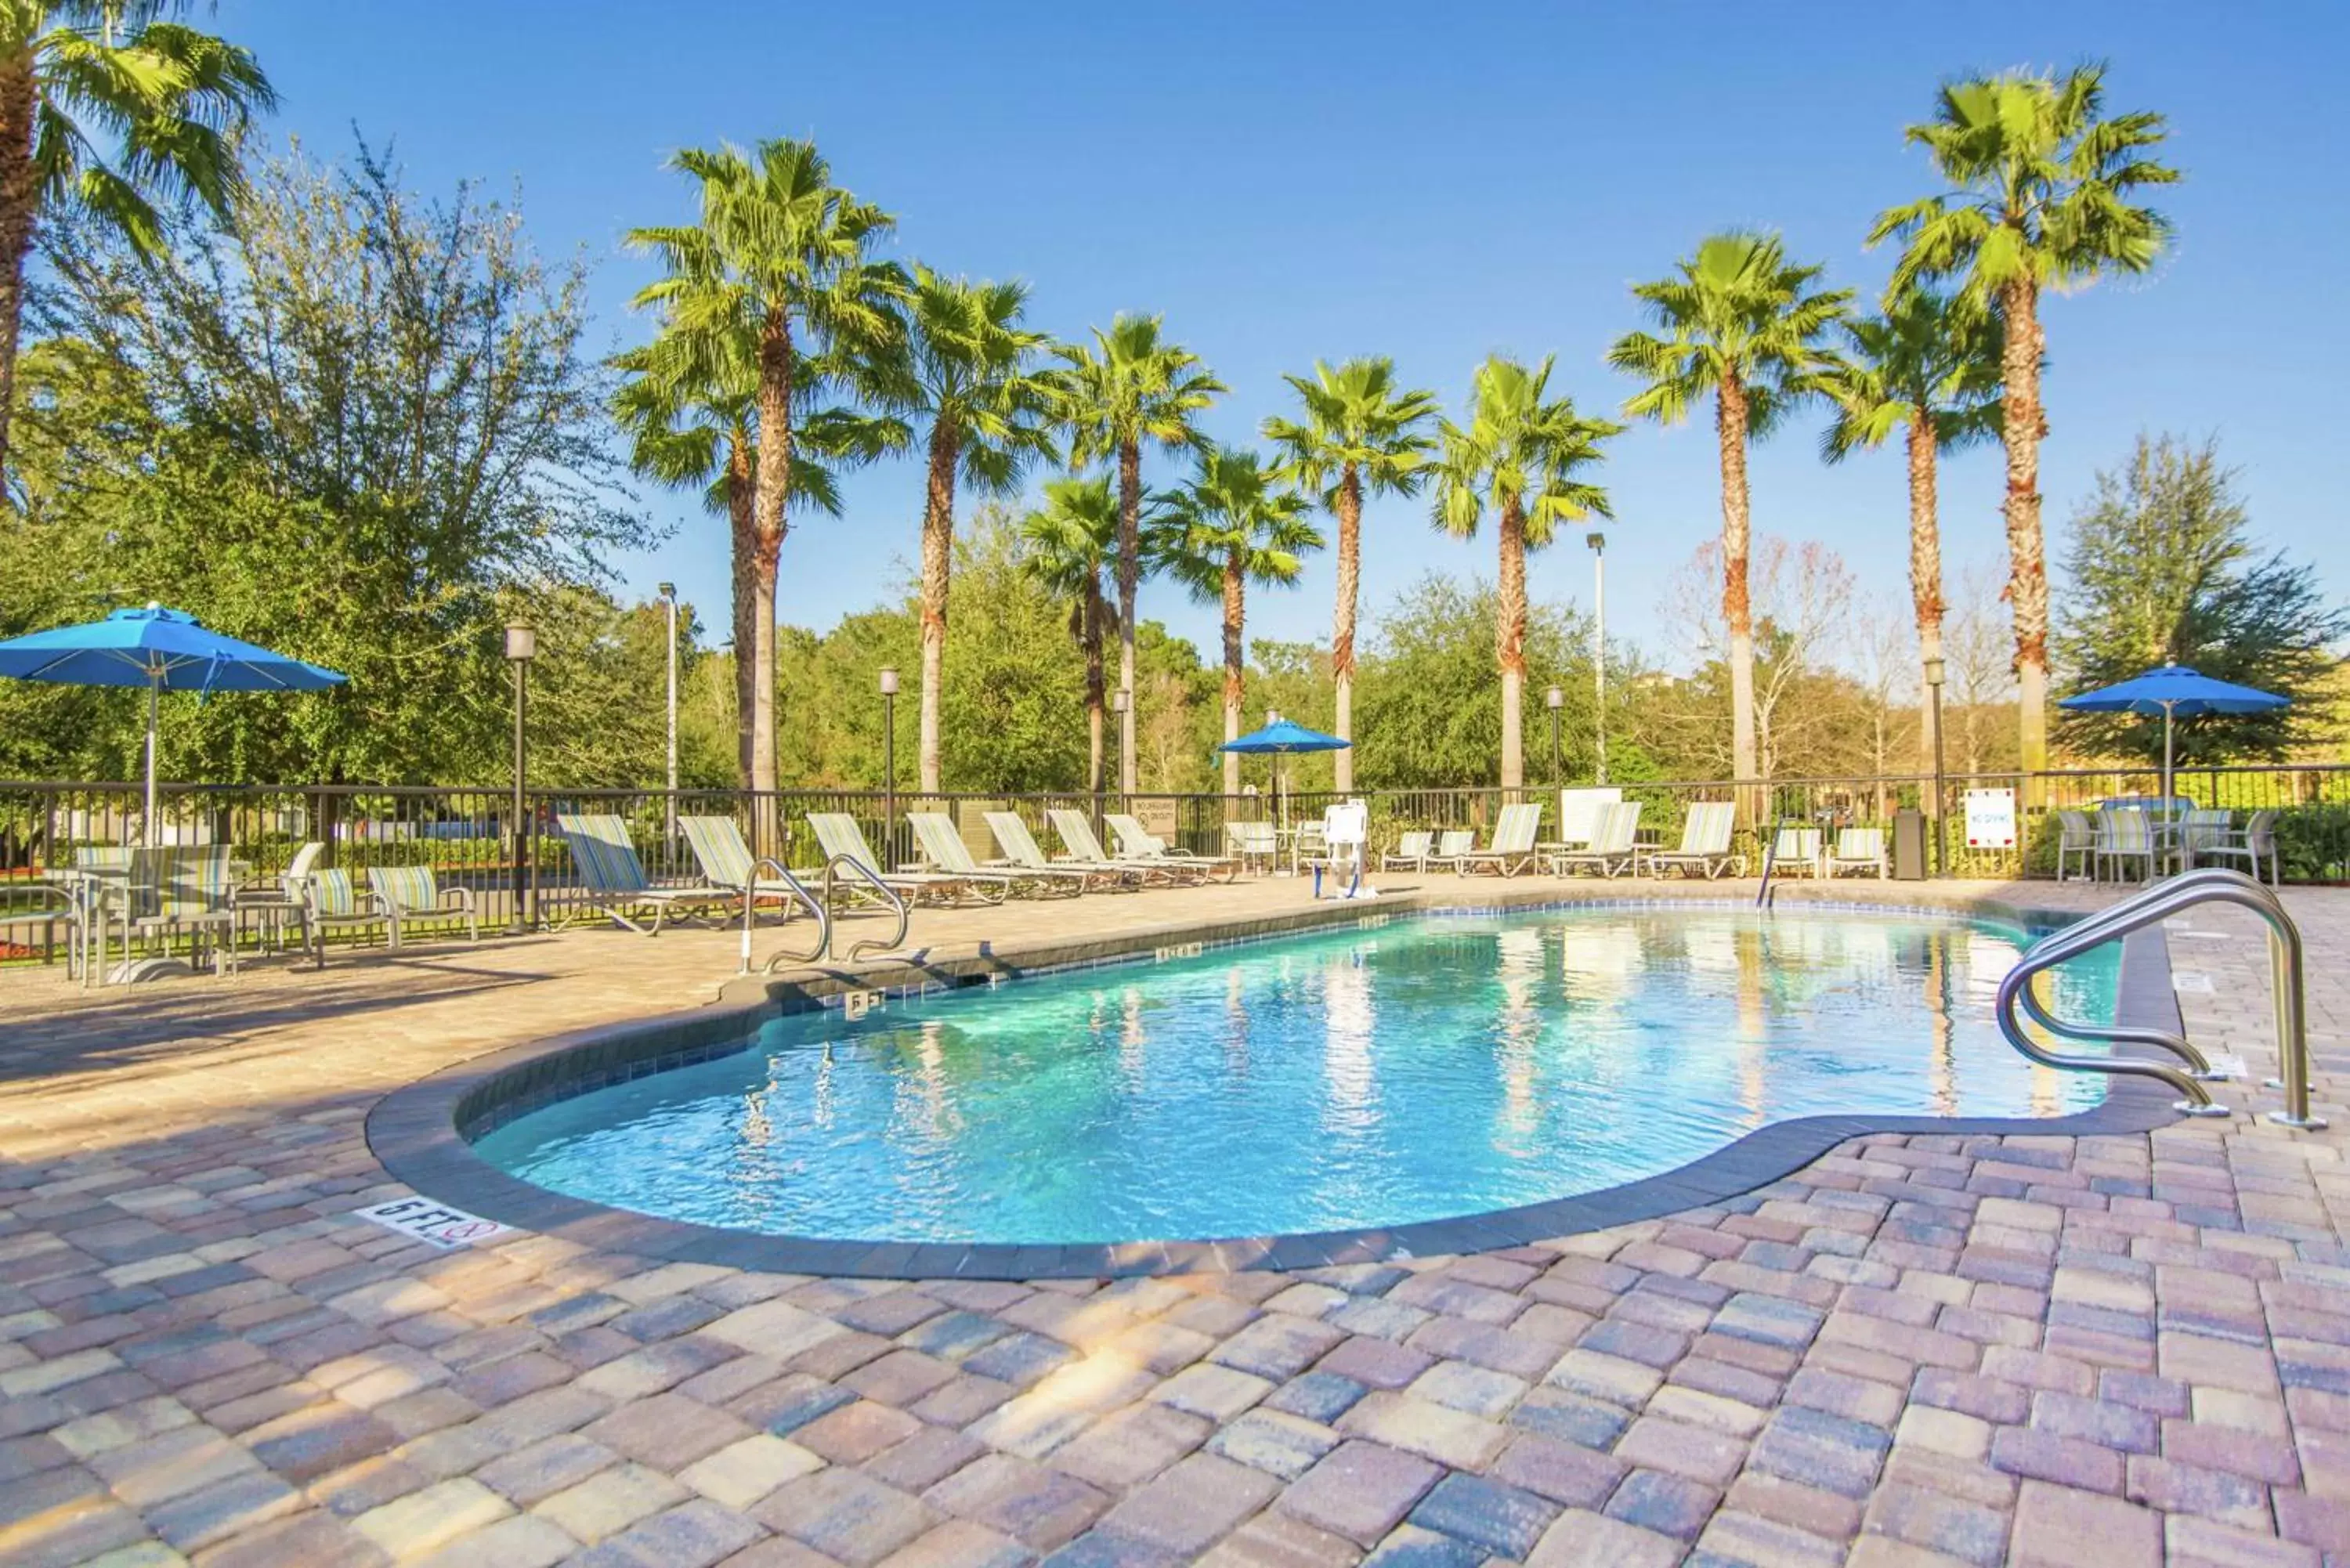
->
357, 1198, 511, 1250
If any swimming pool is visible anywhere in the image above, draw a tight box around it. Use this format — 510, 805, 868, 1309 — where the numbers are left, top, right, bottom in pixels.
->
471, 905, 2114, 1248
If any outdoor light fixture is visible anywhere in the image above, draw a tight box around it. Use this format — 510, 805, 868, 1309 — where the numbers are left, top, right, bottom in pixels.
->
1112, 687, 1130, 714
505, 623, 537, 932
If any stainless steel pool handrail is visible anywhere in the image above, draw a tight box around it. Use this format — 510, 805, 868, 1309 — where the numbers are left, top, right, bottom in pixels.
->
1994, 869, 2321, 1126
815, 853, 908, 963
1755, 812, 1791, 909
736, 856, 827, 974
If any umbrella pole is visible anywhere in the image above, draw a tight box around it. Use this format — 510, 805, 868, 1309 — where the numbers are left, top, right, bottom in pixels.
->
145, 676, 159, 848
2162, 701, 2175, 818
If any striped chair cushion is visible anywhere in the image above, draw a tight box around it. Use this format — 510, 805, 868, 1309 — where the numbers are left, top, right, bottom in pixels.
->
680, 816, 754, 887
313, 868, 361, 917
557, 815, 650, 893
367, 866, 439, 912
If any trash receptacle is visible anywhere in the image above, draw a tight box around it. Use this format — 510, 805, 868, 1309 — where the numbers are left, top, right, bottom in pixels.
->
1892, 809, 1927, 880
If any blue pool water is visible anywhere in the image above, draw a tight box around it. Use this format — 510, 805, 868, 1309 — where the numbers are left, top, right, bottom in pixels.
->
474, 906, 2113, 1245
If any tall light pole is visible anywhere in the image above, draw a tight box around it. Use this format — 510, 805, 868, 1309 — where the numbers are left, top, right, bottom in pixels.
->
1545, 685, 1564, 785
879, 667, 898, 862
504, 623, 537, 933
1112, 688, 1131, 804
1924, 654, 1947, 878
658, 583, 678, 843
1586, 530, 1607, 784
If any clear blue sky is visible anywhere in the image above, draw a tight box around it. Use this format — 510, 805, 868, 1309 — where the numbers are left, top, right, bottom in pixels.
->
220, 1, 2348, 673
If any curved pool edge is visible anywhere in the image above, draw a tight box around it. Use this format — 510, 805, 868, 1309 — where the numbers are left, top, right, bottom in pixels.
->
363, 887, 2189, 1280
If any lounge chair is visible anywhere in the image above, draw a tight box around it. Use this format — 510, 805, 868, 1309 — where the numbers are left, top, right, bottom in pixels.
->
1455, 803, 1544, 876
1225, 820, 1278, 875
1549, 801, 1643, 876
1434, 829, 1476, 866
555, 812, 743, 934
2186, 807, 2280, 884
1104, 813, 1239, 880
908, 812, 1068, 898
806, 812, 1007, 905
1768, 826, 1824, 879
367, 865, 481, 944
1543, 787, 1623, 856
1054, 810, 1213, 884
679, 815, 814, 906
1381, 830, 1434, 871
1641, 801, 1745, 879
1827, 826, 1887, 879
992, 811, 1143, 891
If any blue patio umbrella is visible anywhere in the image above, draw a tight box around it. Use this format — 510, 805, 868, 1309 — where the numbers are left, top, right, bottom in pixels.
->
2059, 661, 2288, 811
0, 604, 347, 844
1220, 717, 1350, 830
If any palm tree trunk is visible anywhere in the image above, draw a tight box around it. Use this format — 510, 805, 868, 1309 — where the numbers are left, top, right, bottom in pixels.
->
1115, 439, 1141, 799
726, 434, 756, 792
2001, 277, 2051, 783
1497, 498, 1528, 792
0, 54, 36, 493
1223, 550, 1246, 800
1331, 464, 1363, 793
750, 307, 794, 844
1718, 372, 1759, 799
1907, 413, 1945, 786
918, 425, 956, 796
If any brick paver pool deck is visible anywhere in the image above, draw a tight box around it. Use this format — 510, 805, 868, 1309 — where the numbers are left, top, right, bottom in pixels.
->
2, 873, 2345, 1567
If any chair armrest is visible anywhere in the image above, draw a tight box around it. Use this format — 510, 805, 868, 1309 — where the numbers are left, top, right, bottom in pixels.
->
443, 887, 478, 913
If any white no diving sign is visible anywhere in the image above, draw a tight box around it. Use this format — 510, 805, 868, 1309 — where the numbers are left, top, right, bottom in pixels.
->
357, 1196, 512, 1249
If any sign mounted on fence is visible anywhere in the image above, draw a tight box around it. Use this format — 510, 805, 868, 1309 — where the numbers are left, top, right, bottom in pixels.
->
1964, 788, 2019, 850
1133, 798, 1180, 843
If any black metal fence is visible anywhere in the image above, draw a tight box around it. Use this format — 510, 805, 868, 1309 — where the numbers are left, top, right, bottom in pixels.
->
5, 764, 2347, 969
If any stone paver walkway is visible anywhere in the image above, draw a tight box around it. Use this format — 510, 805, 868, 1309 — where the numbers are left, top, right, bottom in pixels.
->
2, 876, 2346, 1567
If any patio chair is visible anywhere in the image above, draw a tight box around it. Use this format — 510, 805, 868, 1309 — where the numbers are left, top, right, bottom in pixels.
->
1455, 803, 1544, 876
2172, 808, 2236, 871
1545, 787, 1622, 854
1828, 826, 1888, 879
554, 812, 742, 934
366, 866, 480, 945
1767, 826, 1824, 879
908, 812, 1065, 898
992, 811, 1144, 891
807, 812, 1007, 906
302, 868, 399, 964
2052, 810, 2097, 882
1641, 801, 1745, 879
1549, 801, 1644, 876
114, 845, 240, 977
2186, 807, 2280, 885
1104, 813, 1239, 880
225, 842, 323, 959
1225, 820, 1278, 875
2093, 807, 2164, 883
1, 879, 81, 976
1381, 830, 1434, 871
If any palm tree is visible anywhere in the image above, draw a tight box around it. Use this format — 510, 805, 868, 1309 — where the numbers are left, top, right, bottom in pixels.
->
1818, 288, 2001, 779
1054, 314, 1224, 797
1871, 67, 2177, 777
627, 139, 902, 799
1261, 357, 1438, 792
1018, 476, 1121, 800
879, 267, 1058, 793
1431, 356, 1618, 789
1607, 233, 1849, 790
1155, 448, 1325, 798
0, 2, 275, 486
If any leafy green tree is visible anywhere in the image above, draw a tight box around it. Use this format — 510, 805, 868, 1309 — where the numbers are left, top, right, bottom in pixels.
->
877, 268, 1058, 793
627, 139, 903, 799
1261, 356, 1438, 789
1432, 355, 1618, 789
1818, 287, 2001, 774
2055, 435, 2345, 764
1155, 446, 1324, 797
0, 1, 275, 489
1019, 475, 1120, 800
1053, 313, 1223, 796
1872, 65, 2178, 777
1608, 232, 1849, 791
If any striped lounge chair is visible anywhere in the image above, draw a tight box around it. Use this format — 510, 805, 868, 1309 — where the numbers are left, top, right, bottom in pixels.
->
554, 813, 740, 934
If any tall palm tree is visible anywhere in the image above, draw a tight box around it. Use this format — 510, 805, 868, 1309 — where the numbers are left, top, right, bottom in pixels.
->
1871, 67, 2177, 777
1818, 288, 2002, 779
1054, 314, 1224, 797
1155, 448, 1325, 798
1261, 357, 1438, 792
0, 2, 274, 486
1018, 475, 1121, 800
879, 267, 1058, 793
627, 139, 903, 800
1607, 233, 1849, 790
1431, 356, 1618, 789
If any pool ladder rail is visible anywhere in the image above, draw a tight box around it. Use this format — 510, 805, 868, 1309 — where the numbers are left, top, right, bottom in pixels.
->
734, 853, 909, 974
1994, 868, 2323, 1129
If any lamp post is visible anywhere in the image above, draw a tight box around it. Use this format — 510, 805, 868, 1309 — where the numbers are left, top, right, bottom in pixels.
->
658, 583, 678, 843
504, 623, 537, 932
1923, 654, 1947, 878
1112, 688, 1131, 804
879, 667, 898, 861
1586, 530, 1607, 784
1545, 685, 1564, 784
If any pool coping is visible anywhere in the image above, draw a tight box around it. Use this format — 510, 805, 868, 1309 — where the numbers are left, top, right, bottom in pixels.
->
364, 883, 2191, 1279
